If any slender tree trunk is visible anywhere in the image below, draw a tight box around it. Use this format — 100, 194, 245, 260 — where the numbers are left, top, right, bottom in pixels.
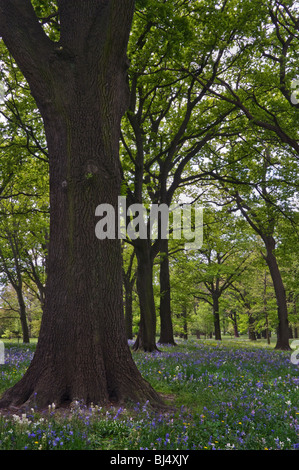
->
0, 247, 30, 344
17, 290, 30, 344
122, 248, 136, 340
212, 293, 221, 340
235, 188, 290, 351
159, 239, 175, 345
248, 311, 256, 340
178, 304, 188, 339
231, 311, 239, 338
263, 271, 270, 345
264, 236, 290, 350
0, 0, 162, 409
182, 304, 188, 340
133, 239, 158, 352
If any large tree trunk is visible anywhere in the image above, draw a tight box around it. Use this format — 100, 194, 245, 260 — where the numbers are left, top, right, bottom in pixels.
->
125, 289, 134, 340
133, 239, 158, 352
159, 239, 175, 345
264, 236, 290, 350
123, 268, 135, 340
122, 248, 136, 340
0, 0, 162, 409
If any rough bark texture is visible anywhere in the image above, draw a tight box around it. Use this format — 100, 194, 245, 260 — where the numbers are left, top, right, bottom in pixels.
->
212, 292, 221, 341
0, 0, 162, 409
264, 236, 290, 350
125, 289, 134, 340
17, 290, 30, 344
123, 250, 136, 340
133, 239, 158, 352
248, 312, 256, 341
159, 239, 176, 345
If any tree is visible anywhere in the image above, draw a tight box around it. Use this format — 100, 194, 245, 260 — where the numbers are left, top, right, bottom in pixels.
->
169, 246, 195, 339
122, 243, 136, 340
179, 0, 299, 349
275, 213, 299, 337
120, 0, 253, 350
224, 254, 278, 341
234, 190, 291, 350
191, 301, 214, 339
0, 39, 49, 343
158, 239, 176, 345
203, 132, 296, 349
0, 214, 30, 343
191, 209, 253, 340
0, 203, 48, 343
206, 1, 299, 154
0, 284, 23, 340
0, 0, 161, 409
0, 143, 48, 343
0, 284, 43, 340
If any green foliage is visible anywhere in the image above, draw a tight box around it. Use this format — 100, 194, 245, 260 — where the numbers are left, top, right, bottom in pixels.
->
0, 0, 298, 347
0, 32, 48, 341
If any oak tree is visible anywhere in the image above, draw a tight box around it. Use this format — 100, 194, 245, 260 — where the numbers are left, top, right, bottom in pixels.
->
0, 0, 161, 409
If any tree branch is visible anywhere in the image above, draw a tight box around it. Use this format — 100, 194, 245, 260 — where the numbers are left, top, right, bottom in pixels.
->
0, 0, 54, 83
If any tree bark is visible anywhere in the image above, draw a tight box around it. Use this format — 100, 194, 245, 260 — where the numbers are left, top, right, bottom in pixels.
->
212, 293, 221, 340
0, 0, 162, 409
263, 271, 271, 345
264, 236, 290, 350
181, 304, 188, 340
124, 288, 134, 340
231, 311, 239, 338
122, 246, 135, 340
159, 239, 176, 345
16, 290, 30, 344
123, 264, 135, 340
133, 239, 158, 352
248, 311, 256, 341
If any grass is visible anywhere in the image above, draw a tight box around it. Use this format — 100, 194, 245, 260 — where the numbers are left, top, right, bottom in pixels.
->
0, 336, 298, 450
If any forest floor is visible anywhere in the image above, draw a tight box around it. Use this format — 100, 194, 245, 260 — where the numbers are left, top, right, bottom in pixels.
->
0, 336, 298, 450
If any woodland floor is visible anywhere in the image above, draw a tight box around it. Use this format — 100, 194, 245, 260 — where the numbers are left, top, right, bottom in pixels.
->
0, 336, 298, 450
